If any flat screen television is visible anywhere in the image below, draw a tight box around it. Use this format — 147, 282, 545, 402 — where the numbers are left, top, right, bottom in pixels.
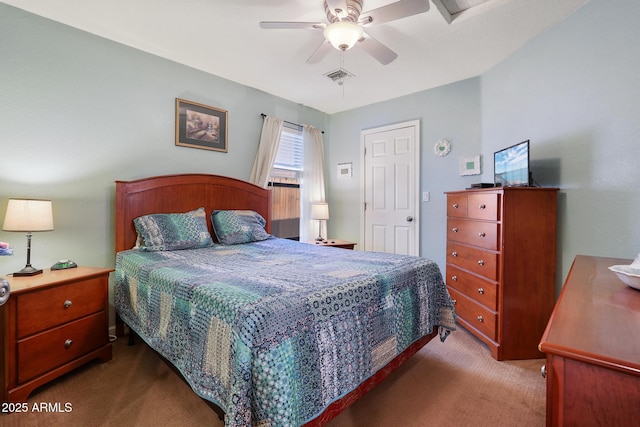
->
494, 140, 531, 187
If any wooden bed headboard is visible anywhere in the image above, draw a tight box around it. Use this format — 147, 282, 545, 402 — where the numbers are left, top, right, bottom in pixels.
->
115, 174, 272, 253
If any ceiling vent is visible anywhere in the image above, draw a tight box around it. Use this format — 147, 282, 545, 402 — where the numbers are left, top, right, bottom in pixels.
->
324, 68, 355, 85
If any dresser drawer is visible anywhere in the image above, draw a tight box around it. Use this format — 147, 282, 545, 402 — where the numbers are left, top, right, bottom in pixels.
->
467, 193, 500, 220
17, 312, 108, 383
448, 287, 497, 340
447, 218, 499, 250
447, 242, 499, 281
447, 194, 468, 218
17, 277, 106, 338
446, 265, 498, 311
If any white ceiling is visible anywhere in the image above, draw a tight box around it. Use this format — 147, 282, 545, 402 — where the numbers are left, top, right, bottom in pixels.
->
3, 0, 589, 114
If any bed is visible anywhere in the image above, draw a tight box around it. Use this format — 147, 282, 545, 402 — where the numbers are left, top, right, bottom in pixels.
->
113, 173, 456, 426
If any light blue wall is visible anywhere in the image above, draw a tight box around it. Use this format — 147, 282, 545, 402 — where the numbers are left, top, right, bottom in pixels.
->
329, 0, 640, 290
2, 0, 639, 300
327, 78, 482, 268
480, 0, 640, 285
0, 5, 328, 276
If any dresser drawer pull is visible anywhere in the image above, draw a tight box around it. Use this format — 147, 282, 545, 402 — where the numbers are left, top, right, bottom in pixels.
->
64, 300, 72, 309
452, 203, 458, 209
477, 260, 485, 266
452, 227, 458, 233
451, 275, 458, 281
64, 339, 73, 349
452, 251, 458, 257
477, 315, 484, 322
479, 204, 486, 209
478, 287, 484, 294
451, 299, 457, 305
478, 232, 486, 238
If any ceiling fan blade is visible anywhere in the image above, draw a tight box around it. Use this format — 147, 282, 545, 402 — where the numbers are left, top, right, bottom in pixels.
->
359, 0, 429, 26
325, 0, 349, 19
259, 21, 326, 30
358, 32, 398, 65
307, 40, 333, 64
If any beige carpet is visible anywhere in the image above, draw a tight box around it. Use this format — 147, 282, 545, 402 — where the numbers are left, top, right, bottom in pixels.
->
3, 327, 545, 426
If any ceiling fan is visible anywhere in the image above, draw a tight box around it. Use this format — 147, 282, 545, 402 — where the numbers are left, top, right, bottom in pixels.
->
259, 0, 430, 65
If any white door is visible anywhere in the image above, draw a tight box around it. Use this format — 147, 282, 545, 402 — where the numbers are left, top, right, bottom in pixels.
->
360, 120, 420, 255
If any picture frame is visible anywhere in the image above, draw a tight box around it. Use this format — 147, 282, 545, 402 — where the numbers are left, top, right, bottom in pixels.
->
460, 155, 481, 176
337, 162, 352, 180
175, 98, 228, 152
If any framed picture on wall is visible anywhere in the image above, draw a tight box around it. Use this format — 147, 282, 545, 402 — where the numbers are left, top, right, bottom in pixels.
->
460, 155, 481, 176
175, 98, 228, 152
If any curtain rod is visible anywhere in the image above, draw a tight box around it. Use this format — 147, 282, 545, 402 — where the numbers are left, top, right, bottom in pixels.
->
261, 113, 324, 134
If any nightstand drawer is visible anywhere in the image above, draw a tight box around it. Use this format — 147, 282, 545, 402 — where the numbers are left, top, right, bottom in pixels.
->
17, 312, 108, 383
449, 287, 497, 341
446, 265, 498, 311
308, 239, 356, 250
17, 277, 106, 338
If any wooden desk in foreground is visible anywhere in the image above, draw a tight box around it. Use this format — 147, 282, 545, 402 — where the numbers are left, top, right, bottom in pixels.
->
539, 255, 640, 426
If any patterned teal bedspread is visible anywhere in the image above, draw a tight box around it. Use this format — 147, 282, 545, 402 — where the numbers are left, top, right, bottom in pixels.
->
114, 237, 456, 426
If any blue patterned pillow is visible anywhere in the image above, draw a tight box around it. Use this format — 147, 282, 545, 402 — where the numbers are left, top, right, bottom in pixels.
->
211, 210, 270, 245
134, 208, 213, 251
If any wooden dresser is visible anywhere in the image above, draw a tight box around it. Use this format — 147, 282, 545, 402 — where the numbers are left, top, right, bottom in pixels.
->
539, 255, 640, 426
445, 187, 558, 360
0, 267, 113, 402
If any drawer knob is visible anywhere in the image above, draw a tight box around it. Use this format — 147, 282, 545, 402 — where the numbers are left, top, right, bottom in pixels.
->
452, 251, 458, 257
478, 287, 484, 294
64, 339, 73, 349
64, 300, 72, 309
477, 315, 484, 322
452, 203, 458, 209
477, 260, 485, 266
452, 227, 458, 233
451, 275, 458, 281
479, 204, 486, 209
451, 299, 457, 305
478, 232, 486, 238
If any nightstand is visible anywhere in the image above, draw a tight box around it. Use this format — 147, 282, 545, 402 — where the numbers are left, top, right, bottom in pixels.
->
0, 267, 113, 403
310, 239, 356, 250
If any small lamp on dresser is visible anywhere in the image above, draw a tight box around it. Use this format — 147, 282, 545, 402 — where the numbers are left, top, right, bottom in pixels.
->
2, 198, 54, 276
311, 202, 329, 242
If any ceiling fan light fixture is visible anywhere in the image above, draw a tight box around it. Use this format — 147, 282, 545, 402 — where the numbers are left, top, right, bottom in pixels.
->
323, 21, 363, 51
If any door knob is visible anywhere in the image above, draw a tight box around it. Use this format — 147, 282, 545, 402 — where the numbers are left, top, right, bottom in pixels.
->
406, 216, 413, 222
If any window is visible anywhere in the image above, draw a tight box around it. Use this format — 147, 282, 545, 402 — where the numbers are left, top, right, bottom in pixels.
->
269, 124, 302, 240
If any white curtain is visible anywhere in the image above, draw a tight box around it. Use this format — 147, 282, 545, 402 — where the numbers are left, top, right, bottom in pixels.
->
249, 116, 284, 188
300, 125, 326, 242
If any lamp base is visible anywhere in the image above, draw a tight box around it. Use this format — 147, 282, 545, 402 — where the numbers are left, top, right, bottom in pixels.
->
315, 236, 325, 242
13, 265, 43, 277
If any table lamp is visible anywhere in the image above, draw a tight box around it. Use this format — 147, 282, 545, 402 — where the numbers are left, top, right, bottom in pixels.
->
310, 202, 329, 242
2, 198, 54, 276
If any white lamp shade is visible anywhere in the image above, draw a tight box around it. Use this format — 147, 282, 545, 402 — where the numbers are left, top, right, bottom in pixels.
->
3, 199, 54, 232
323, 21, 363, 51
310, 203, 330, 221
